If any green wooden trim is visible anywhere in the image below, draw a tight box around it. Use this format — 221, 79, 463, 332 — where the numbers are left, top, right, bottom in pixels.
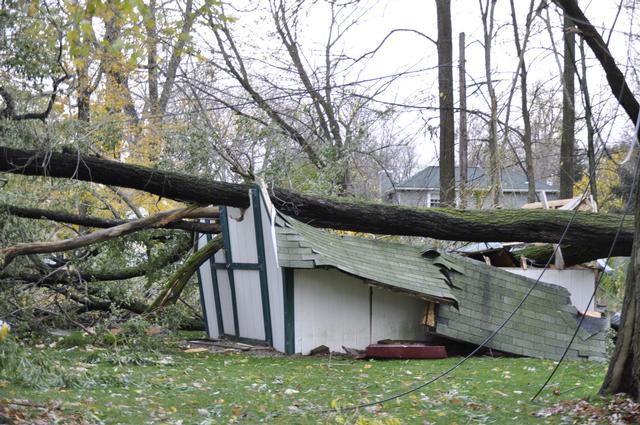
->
252, 188, 273, 344
282, 267, 295, 354
211, 262, 261, 271
205, 227, 224, 336
220, 206, 240, 337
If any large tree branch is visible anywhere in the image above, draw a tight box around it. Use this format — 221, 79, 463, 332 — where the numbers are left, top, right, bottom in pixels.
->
0, 206, 217, 268
1, 204, 219, 233
552, 0, 640, 129
0, 146, 633, 259
158, 0, 194, 114
0, 233, 190, 285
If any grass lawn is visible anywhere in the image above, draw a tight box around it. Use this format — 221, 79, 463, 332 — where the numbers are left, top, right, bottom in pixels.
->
0, 333, 609, 424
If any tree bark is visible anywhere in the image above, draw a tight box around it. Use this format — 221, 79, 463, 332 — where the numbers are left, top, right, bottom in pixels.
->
601, 161, 640, 399
560, 12, 576, 199
552, 0, 639, 126
458, 32, 468, 208
436, 0, 456, 207
145, 0, 159, 115
0, 146, 633, 259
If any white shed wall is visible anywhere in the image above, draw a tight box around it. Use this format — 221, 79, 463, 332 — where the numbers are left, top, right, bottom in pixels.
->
260, 195, 285, 351
226, 206, 258, 264
216, 269, 236, 335
503, 267, 597, 312
294, 268, 370, 354
371, 288, 426, 343
196, 234, 220, 339
233, 270, 265, 340
293, 269, 429, 354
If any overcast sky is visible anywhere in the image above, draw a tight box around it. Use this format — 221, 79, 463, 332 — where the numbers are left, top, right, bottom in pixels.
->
224, 1, 637, 167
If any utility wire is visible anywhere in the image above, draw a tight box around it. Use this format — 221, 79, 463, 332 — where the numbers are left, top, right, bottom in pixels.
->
306, 18, 639, 413
312, 188, 587, 415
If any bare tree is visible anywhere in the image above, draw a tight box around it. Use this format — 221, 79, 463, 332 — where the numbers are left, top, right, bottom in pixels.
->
560, 12, 576, 198
479, 0, 501, 207
578, 38, 598, 204
509, 0, 538, 203
458, 32, 468, 208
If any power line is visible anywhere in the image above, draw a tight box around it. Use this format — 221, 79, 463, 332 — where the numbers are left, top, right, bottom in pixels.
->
300, 14, 640, 413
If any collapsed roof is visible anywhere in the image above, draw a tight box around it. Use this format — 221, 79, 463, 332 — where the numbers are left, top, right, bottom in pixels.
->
275, 214, 607, 361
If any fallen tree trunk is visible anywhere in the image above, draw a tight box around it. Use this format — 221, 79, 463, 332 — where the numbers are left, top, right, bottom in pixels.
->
0, 206, 217, 268
0, 146, 633, 260
1, 203, 219, 233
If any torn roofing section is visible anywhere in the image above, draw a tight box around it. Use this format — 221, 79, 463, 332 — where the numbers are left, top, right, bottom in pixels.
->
275, 213, 458, 306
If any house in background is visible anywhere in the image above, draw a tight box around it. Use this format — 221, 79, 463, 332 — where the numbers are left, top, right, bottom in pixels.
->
381, 166, 559, 208
196, 187, 606, 360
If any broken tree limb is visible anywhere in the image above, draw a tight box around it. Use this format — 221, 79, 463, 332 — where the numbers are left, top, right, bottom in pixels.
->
0, 206, 215, 268
0, 235, 190, 284
0, 146, 634, 260
553, 0, 640, 129
149, 234, 224, 311
0, 203, 219, 233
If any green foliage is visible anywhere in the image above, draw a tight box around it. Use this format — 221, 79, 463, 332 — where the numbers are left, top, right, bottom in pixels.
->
156, 303, 192, 331
0, 338, 81, 389
58, 331, 91, 348
600, 259, 628, 312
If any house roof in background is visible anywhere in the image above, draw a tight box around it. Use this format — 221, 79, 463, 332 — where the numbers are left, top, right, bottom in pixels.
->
393, 166, 559, 192
275, 214, 459, 305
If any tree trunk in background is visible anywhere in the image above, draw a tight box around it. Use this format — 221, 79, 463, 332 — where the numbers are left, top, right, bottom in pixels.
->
480, 0, 501, 207
145, 0, 159, 116
509, 0, 537, 203
579, 38, 598, 205
560, 13, 576, 199
458, 32, 468, 208
436, 0, 456, 207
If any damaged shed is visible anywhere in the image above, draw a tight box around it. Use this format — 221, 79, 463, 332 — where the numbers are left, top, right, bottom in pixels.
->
196, 187, 607, 361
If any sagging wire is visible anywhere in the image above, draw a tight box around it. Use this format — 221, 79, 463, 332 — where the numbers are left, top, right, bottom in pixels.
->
308, 194, 586, 415
302, 29, 640, 419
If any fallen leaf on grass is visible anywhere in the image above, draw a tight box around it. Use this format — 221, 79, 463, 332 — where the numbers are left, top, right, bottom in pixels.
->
183, 348, 208, 353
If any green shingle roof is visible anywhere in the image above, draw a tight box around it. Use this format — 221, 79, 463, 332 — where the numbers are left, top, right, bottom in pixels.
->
275, 214, 458, 305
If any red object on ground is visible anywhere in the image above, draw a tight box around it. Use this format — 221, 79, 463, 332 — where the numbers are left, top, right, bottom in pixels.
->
364, 344, 447, 359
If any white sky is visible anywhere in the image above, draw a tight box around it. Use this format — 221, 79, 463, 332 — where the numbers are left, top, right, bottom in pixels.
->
224, 1, 637, 168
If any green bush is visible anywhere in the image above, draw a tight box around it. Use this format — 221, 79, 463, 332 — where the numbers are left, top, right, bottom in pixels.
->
58, 331, 91, 348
